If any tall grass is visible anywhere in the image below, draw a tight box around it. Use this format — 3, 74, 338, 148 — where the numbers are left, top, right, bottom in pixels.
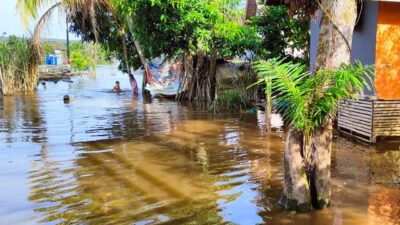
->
0, 36, 40, 95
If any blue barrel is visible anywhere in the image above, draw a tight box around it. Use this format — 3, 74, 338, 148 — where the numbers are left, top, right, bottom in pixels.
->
46, 55, 51, 65
49, 55, 54, 65
53, 56, 58, 65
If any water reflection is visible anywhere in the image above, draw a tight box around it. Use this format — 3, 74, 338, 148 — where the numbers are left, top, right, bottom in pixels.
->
71, 117, 283, 225
0, 65, 399, 225
0, 93, 47, 144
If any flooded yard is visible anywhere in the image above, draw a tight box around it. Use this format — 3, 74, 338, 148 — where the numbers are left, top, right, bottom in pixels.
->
0, 65, 399, 225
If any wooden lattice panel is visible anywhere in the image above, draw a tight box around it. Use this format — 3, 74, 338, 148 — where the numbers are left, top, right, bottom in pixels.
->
338, 99, 400, 143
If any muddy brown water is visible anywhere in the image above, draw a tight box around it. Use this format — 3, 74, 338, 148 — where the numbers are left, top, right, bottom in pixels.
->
0, 65, 399, 225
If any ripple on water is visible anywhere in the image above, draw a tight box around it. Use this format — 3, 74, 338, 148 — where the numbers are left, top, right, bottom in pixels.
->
0, 66, 399, 225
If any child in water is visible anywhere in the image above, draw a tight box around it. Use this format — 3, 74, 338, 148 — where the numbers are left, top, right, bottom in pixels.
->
112, 81, 121, 92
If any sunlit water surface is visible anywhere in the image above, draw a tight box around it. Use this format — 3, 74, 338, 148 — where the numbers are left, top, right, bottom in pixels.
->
0, 65, 399, 225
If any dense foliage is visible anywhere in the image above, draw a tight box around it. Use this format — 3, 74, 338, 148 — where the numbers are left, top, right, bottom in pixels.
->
16, 0, 261, 99
250, 6, 310, 63
107, 0, 259, 100
68, 0, 259, 71
70, 42, 110, 68
70, 52, 93, 71
114, 0, 259, 58
67, 1, 134, 71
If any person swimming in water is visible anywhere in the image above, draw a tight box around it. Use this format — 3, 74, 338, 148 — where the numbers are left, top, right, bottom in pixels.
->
112, 81, 121, 92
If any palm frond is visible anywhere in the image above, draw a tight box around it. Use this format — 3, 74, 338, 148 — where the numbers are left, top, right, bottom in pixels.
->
31, 2, 62, 58
306, 61, 373, 128
66, 0, 108, 42
253, 58, 373, 132
17, 0, 111, 43
16, 0, 49, 27
253, 58, 310, 129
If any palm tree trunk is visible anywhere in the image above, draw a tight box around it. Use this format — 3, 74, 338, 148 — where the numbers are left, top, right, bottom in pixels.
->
281, 0, 357, 211
311, 121, 333, 208
279, 128, 312, 211
311, 0, 357, 209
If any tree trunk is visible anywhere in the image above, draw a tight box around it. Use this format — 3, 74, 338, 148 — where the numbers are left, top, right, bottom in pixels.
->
279, 128, 312, 211
121, 29, 138, 93
314, 0, 357, 71
121, 30, 130, 75
281, 0, 357, 211
175, 50, 217, 102
126, 17, 149, 95
311, 121, 333, 208
209, 48, 217, 100
183, 51, 213, 102
177, 52, 192, 101
133, 39, 150, 95
312, 0, 357, 209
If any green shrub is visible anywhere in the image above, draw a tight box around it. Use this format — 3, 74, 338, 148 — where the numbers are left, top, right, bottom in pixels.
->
70, 51, 95, 71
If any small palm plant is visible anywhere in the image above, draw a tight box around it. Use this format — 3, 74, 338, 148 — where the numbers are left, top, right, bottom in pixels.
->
252, 58, 372, 169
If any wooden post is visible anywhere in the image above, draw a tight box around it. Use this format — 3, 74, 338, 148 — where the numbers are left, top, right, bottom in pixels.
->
66, 16, 70, 64
265, 76, 272, 131
266, 92, 272, 131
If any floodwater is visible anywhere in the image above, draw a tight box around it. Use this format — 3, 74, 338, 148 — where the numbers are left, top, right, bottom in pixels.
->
0, 65, 399, 225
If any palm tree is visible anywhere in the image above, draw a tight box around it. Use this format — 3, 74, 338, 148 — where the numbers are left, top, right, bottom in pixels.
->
253, 58, 372, 211
16, 0, 139, 93
17, 0, 107, 42
256, 0, 361, 211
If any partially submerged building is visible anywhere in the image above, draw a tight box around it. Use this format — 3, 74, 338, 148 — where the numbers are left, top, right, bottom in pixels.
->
256, 0, 400, 142
310, 0, 400, 142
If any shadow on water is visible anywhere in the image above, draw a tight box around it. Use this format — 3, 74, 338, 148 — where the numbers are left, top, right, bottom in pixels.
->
0, 65, 399, 225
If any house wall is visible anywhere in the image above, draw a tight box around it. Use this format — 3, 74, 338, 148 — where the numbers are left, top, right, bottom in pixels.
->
309, 1, 378, 96
375, 1, 400, 100
352, 1, 378, 96
309, 12, 321, 71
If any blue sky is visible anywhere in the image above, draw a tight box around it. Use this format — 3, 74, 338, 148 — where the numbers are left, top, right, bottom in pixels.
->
0, 0, 76, 39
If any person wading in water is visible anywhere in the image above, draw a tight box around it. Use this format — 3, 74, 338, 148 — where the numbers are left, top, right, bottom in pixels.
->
113, 75, 138, 93
112, 81, 122, 92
